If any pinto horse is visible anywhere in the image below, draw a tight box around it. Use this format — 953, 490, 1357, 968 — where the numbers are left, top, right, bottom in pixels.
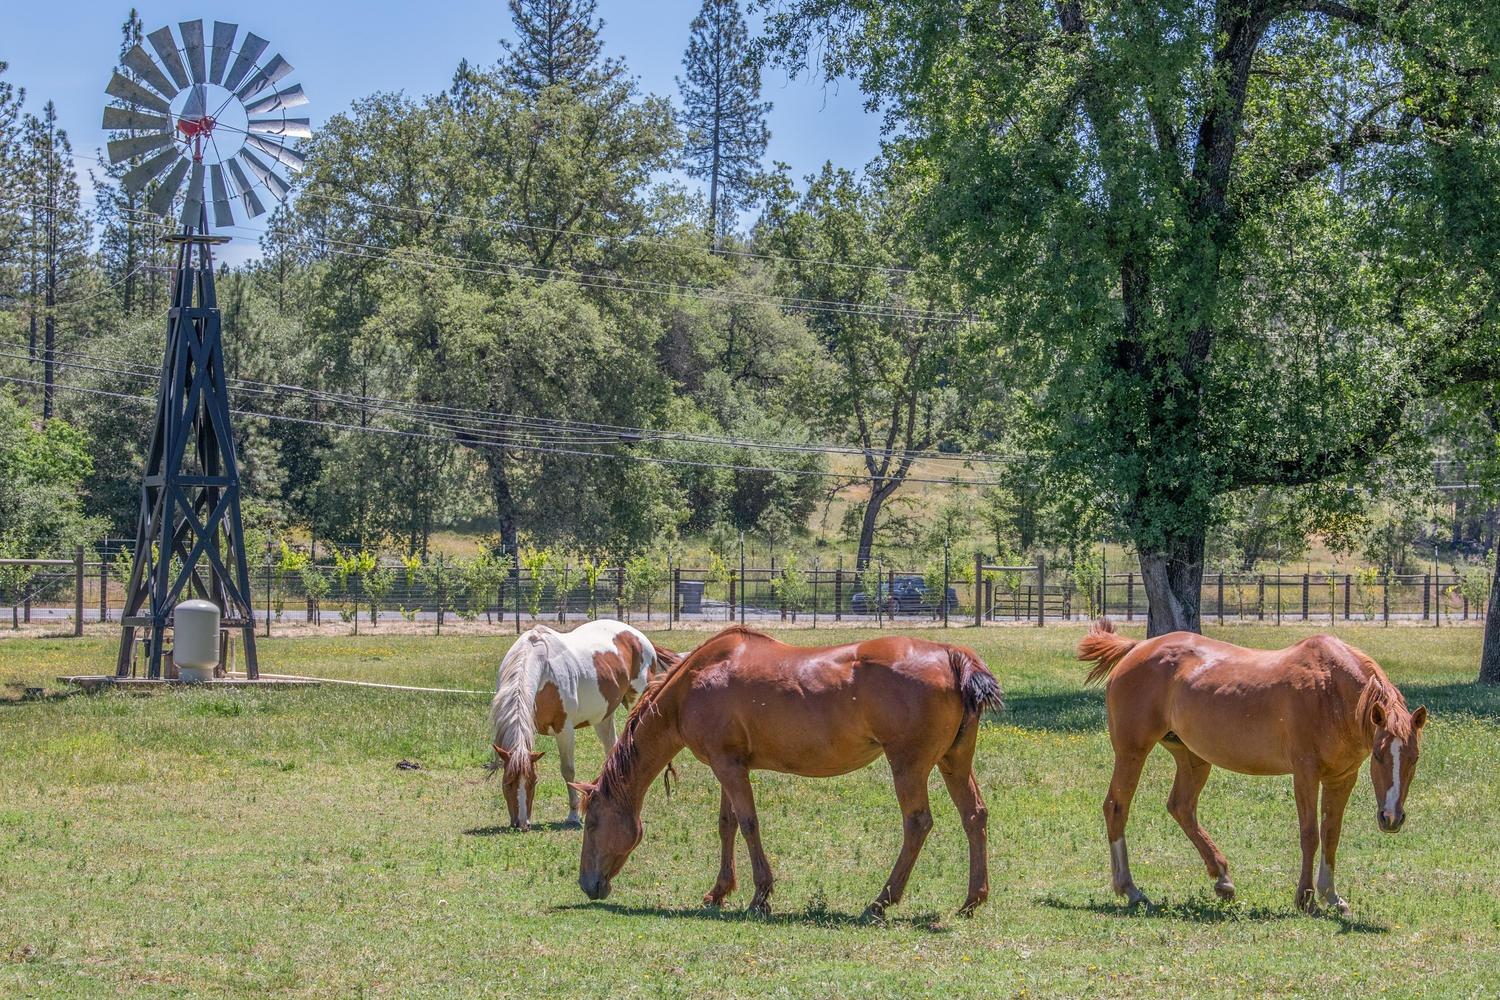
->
487, 620, 679, 830
569, 626, 1004, 920
1078, 619, 1427, 913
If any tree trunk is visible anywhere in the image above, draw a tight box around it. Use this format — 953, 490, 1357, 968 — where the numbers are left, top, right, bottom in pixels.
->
854, 486, 889, 570
1137, 533, 1206, 637
1479, 541, 1500, 684
486, 455, 520, 556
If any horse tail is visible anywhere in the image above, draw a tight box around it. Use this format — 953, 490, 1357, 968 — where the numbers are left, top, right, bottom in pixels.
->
1078, 618, 1137, 685
951, 645, 1004, 718
650, 641, 683, 673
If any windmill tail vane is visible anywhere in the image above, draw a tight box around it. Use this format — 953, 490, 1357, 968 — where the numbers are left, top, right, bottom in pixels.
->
104, 18, 309, 230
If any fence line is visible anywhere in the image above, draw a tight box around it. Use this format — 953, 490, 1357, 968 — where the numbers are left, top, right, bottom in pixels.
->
2, 542, 1491, 633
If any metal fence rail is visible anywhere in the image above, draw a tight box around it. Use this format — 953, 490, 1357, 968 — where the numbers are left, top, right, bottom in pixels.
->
3, 545, 1492, 634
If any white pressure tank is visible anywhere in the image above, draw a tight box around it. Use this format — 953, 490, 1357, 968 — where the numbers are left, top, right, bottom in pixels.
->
173, 600, 221, 682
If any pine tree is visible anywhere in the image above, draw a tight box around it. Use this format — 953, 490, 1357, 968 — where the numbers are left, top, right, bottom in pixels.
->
678, 0, 770, 246
93, 8, 171, 316
21, 102, 90, 420
500, 0, 617, 95
0, 63, 26, 321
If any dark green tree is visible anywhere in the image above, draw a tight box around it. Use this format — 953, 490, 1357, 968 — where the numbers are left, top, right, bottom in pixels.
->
766, 1, 1500, 633
678, 0, 771, 245
499, 0, 617, 95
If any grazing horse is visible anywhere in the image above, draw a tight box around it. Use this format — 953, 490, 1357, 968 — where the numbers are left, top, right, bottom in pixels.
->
1078, 619, 1427, 913
570, 626, 1003, 921
487, 619, 679, 830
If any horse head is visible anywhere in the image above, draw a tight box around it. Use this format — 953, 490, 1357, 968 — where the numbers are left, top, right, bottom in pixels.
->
1368, 702, 1427, 833
570, 778, 643, 901
493, 744, 545, 831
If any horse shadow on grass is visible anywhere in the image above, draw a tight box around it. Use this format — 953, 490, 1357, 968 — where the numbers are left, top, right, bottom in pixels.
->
991, 688, 1106, 733
553, 900, 953, 933
1039, 894, 1388, 934
463, 821, 580, 836
1399, 682, 1500, 725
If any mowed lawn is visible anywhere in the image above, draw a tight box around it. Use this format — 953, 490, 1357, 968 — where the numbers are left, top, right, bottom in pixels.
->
1, 624, 1498, 998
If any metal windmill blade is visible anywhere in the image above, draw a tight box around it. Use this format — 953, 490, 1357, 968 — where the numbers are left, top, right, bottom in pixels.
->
102, 18, 311, 231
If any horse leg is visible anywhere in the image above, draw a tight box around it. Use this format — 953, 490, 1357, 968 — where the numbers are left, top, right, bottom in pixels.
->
702, 787, 738, 907
938, 736, 989, 916
863, 756, 935, 924
1317, 771, 1358, 916
1293, 763, 1321, 912
556, 725, 580, 828
593, 714, 617, 753
1163, 742, 1233, 900
711, 761, 774, 916
1103, 749, 1151, 907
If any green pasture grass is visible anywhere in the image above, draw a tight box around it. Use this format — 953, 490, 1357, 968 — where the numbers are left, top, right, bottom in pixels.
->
1, 625, 1497, 997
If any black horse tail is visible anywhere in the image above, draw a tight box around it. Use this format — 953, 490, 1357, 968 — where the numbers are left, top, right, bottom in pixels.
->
951, 645, 1004, 718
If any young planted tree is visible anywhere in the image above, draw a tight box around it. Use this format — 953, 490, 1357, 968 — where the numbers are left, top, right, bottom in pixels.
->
767, 2, 1500, 633
678, 0, 771, 245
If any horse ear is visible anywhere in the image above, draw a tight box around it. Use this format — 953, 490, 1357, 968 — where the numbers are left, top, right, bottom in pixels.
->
529, 750, 546, 764
1369, 703, 1386, 729
493, 744, 511, 762
1411, 705, 1428, 730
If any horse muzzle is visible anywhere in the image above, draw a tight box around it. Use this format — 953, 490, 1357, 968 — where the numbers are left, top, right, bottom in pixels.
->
579, 874, 612, 901
1377, 808, 1405, 833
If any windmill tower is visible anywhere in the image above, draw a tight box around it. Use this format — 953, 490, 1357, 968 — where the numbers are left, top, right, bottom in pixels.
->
101, 19, 310, 679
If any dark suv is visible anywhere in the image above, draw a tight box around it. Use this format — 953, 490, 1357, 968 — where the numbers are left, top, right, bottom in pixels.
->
851, 574, 959, 615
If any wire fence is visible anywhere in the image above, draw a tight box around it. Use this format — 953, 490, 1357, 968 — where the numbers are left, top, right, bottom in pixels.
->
1, 543, 1491, 634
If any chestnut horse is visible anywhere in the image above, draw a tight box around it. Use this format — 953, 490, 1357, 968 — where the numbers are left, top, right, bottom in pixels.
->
1078, 619, 1427, 913
569, 627, 1003, 921
487, 620, 679, 830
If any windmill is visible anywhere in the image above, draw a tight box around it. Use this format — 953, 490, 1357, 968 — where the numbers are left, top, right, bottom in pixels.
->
104, 20, 310, 680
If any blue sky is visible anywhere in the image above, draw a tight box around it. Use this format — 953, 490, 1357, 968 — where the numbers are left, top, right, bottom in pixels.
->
3, 1, 883, 263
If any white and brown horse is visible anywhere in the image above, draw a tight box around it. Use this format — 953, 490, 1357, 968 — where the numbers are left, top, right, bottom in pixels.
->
1078, 619, 1427, 913
488, 620, 678, 829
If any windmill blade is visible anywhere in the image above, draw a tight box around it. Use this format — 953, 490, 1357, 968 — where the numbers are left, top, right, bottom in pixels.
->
209, 164, 234, 228
248, 117, 312, 139
147, 26, 191, 91
180, 20, 207, 85
181, 84, 210, 120
107, 132, 174, 164
106, 72, 170, 115
225, 157, 267, 218
235, 54, 293, 102
103, 107, 169, 132
222, 32, 269, 93
180, 162, 206, 226
209, 22, 238, 85
121, 44, 178, 102
245, 133, 306, 172
237, 148, 292, 202
147, 158, 191, 216
121, 147, 181, 194
243, 84, 308, 115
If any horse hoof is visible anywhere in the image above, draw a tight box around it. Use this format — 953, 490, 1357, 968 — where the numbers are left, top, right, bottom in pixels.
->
956, 899, 983, 918
1296, 889, 1317, 913
1214, 878, 1236, 901
860, 904, 887, 926
562, 819, 581, 830
747, 900, 771, 918
703, 890, 729, 908
1125, 888, 1152, 910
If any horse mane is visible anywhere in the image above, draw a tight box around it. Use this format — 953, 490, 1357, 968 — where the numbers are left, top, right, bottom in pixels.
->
1078, 618, 1139, 685
596, 630, 725, 801
1351, 650, 1412, 739
486, 631, 546, 774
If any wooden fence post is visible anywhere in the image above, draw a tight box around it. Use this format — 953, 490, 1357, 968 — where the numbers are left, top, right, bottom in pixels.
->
1344, 574, 1352, 620
1036, 556, 1045, 628
1382, 573, 1390, 626
1422, 573, 1431, 620
1302, 573, 1309, 621
1258, 575, 1265, 620
974, 553, 983, 627
1217, 572, 1225, 624
615, 566, 624, 621
1126, 572, 1135, 621
99, 555, 109, 623
73, 546, 84, 637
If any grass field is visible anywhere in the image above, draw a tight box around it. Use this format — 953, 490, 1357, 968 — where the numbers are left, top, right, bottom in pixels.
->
1, 624, 1498, 998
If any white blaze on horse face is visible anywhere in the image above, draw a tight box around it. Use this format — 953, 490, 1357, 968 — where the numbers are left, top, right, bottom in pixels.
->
1385, 739, 1403, 816
517, 780, 529, 828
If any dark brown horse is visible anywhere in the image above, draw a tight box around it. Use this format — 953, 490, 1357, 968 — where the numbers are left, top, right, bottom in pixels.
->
1078, 619, 1427, 913
569, 627, 1003, 920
